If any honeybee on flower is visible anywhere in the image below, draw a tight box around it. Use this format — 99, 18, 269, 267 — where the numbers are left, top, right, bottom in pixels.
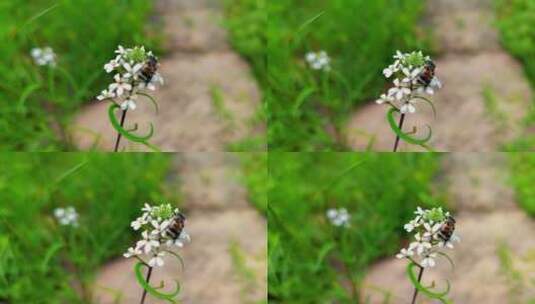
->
97, 45, 164, 151
97, 45, 164, 111
377, 50, 442, 151
396, 206, 459, 268
397, 206, 458, 303
124, 203, 190, 267
377, 50, 441, 114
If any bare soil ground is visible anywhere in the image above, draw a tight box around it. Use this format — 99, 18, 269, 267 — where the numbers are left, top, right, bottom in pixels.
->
344, 0, 533, 152
93, 153, 267, 304
72, 0, 264, 152
362, 154, 535, 303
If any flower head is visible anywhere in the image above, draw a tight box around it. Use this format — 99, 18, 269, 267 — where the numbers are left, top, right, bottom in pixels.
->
305, 50, 331, 72
31, 47, 56, 67
396, 206, 459, 268
97, 45, 163, 109
124, 203, 190, 268
376, 50, 441, 114
53, 206, 79, 227
326, 208, 351, 227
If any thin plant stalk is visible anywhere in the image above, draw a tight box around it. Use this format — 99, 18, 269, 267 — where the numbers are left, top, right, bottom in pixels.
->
410, 264, 424, 304
113, 109, 128, 152
392, 113, 406, 152
139, 265, 153, 304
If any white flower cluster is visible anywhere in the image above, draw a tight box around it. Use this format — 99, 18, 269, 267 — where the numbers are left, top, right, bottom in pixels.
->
396, 207, 460, 268
97, 45, 164, 111
54, 206, 79, 227
326, 208, 351, 227
124, 203, 190, 268
377, 50, 442, 114
31, 47, 56, 67
305, 51, 331, 72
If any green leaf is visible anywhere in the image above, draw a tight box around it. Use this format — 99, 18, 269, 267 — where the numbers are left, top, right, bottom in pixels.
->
17, 83, 41, 113
312, 243, 334, 271
19, 3, 61, 31
56, 66, 79, 92
54, 159, 88, 185
40, 242, 63, 273
108, 104, 161, 151
292, 87, 316, 115
297, 11, 326, 33
134, 263, 181, 303
407, 262, 451, 303
387, 108, 433, 150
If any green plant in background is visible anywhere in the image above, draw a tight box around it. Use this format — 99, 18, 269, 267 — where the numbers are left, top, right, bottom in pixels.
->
376, 51, 442, 152
495, 0, 535, 87
123, 203, 190, 304
509, 153, 535, 216
222, 0, 267, 86
97, 45, 163, 152
395, 207, 459, 304
239, 153, 268, 214
0, 0, 160, 150
268, 153, 444, 303
495, 0, 535, 151
0, 153, 173, 303
224, 0, 430, 150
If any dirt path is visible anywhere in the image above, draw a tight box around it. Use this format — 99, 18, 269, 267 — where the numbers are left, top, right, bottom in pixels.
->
93, 153, 267, 304
345, 0, 532, 152
362, 154, 535, 303
72, 0, 264, 152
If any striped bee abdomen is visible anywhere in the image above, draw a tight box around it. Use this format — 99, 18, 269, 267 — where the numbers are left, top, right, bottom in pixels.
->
166, 212, 186, 239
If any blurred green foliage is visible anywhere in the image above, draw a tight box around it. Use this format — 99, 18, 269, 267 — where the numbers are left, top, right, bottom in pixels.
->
509, 153, 535, 216
496, 0, 535, 87
0, 153, 173, 303
268, 153, 444, 303
240, 152, 268, 214
223, 0, 266, 86
224, 0, 430, 150
0, 0, 160, 150
496, 0, 535, 151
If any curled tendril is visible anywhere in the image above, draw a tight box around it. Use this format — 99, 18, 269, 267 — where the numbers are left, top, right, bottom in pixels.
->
436, 251, 455, 271
108, 103, 160, 151
134, 262, 181, 303
126, 123, 139, 132
387, 108, 433, 150
163, 250, 186, 272
138, 92, 160, 114
407, 262, 452, 304
412, 95, 436, 118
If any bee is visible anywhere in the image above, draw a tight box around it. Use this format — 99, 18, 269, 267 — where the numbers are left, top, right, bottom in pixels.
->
166, 211, 186, 240
140, 55, 159, 84
437, 215, 456, 242
417, 59, 436, 87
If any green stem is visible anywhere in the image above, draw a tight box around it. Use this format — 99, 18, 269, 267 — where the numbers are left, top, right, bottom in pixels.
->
140, 266, 153, 304
113, 109, 127, 152
393, 113, 406, 152
411, 265, 424, 304
48, 67, 56, 100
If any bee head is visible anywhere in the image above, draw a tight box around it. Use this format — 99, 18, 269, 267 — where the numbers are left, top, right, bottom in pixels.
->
174, 211, 186, 222
425, 59, 436, 69
147, 55, 158, 65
